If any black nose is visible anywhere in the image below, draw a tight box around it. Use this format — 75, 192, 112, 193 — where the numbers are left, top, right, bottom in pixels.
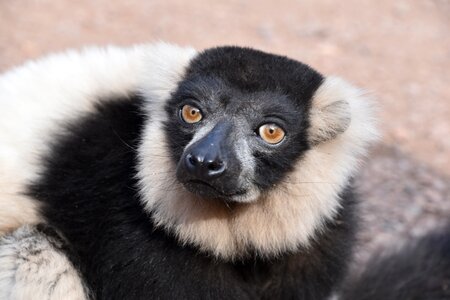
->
183, 122, 231, 181
185, 152, 226, 180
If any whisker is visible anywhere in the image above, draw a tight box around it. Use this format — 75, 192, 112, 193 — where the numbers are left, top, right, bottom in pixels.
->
282, 180, 339, 185
111, 128, 138, 152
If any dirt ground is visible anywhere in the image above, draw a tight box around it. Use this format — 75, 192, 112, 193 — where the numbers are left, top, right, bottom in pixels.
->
0, 0, 449, 267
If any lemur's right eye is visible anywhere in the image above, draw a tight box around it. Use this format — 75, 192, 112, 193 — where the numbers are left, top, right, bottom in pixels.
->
180, 104, 202, 124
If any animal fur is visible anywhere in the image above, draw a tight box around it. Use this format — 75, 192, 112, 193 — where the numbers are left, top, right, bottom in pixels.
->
0, 43, 381, 299
0, 225, 88, 300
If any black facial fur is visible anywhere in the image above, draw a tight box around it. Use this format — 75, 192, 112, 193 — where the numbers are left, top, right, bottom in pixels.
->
165, 47, 324, 199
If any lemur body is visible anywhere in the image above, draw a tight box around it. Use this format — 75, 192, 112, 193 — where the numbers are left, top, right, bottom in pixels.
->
0, 43, 386, 299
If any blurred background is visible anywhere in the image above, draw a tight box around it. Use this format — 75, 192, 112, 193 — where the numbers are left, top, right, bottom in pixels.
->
1, 0, 449, 266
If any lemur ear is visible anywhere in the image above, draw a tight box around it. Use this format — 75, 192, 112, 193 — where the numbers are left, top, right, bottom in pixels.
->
308, 80, 352, 146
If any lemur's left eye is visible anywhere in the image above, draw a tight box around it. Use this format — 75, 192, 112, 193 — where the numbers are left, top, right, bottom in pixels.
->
258, 123, 285, 144
180, 104, 202, 124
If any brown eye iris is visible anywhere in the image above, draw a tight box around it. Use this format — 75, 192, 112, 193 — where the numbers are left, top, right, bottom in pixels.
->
258, 123, 285, 144
181, 104, 202, 124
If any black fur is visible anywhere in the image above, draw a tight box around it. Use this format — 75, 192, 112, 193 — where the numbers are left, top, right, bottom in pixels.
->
340, 226, 450, 300
185, 46, 323, 97
28, 95, 357, 299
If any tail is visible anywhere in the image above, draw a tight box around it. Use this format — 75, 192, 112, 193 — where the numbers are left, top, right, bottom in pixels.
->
340, 225, 450, 300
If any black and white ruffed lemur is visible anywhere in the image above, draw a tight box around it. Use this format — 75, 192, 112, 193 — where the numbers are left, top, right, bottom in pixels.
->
0, 44, 448, 300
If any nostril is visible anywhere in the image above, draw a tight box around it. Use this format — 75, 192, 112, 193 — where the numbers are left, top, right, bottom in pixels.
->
206, 160, 225, 173
207, 160, 226, 177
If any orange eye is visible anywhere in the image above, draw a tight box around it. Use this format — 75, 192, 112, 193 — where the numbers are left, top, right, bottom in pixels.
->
180, 104, 202, 124
258, 123, 285, 144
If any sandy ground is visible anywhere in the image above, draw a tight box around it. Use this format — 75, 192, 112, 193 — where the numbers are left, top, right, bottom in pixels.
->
0, 0, 449, 268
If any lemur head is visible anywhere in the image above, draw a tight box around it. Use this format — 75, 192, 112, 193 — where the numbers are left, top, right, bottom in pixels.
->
137, 44, 377, 260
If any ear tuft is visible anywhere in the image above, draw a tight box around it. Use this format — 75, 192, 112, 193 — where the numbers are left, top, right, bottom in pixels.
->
309, 98, 351, 146
308, 76, 378, 147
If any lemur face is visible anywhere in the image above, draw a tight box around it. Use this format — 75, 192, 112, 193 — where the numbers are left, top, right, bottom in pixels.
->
137, 45, 377, 259
164, 47, 323, 203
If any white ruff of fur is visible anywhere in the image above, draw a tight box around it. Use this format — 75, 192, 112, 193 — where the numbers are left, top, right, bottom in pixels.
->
137, 76, 378, 260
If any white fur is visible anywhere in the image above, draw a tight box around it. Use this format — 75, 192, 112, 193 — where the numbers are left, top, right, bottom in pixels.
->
139, 45, 197, 121
137, 76, 378, 260
0, 43, 197, 235
0, 226, 88, 300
